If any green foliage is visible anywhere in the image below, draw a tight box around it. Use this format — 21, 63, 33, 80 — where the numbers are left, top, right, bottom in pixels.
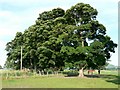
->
62, 70, 79, 76
0, 65, 2, 69
5, 3, 117, 71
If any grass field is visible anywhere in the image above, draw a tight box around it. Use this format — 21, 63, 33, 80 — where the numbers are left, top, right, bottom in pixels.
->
2, 70, 119, 88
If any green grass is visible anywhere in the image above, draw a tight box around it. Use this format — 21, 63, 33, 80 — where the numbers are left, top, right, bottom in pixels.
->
2, 70, 119, 88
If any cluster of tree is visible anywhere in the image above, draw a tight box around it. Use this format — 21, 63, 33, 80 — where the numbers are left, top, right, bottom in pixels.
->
5, 3, 117, 76
105, 64, 118, 70
0, 65, 2, 69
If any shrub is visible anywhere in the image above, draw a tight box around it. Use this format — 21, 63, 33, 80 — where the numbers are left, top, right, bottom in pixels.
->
67, 71, 79, 76
62, 70, 79, 76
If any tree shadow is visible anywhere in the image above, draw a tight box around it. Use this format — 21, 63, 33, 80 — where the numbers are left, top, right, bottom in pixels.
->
84, 74, 100, 78
85, 74, 120, 85
100, 74, 120, 85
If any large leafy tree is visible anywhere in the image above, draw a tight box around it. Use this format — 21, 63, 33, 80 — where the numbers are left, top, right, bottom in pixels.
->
61, 3, 117, 76
5, 3, 117, 77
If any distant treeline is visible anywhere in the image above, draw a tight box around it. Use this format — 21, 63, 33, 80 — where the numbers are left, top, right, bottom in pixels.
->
105, 64, 119, 70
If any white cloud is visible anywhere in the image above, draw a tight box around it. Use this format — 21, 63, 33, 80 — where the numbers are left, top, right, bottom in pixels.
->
0, 11, 12, 17
109, 48, 118, 66
0, 4, 69, 37
0, 41, 6, 49
0, 10, 36, 37
0, 27, 16, 37
0, 41, 7, 67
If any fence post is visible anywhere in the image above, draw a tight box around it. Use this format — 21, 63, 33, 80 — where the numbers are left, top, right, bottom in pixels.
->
6, 71, 8, 79
15, 71, 17, 78
47, 71, 48, 76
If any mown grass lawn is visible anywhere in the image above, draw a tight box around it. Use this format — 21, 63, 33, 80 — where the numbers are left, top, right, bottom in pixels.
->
2, 70, 119, 88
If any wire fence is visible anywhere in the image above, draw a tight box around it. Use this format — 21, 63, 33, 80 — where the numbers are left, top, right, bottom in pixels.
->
1, 69, 64, 80
1, 69, 118, 80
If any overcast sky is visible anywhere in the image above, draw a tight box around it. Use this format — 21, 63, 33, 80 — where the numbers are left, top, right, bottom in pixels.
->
0, 0, 119, 67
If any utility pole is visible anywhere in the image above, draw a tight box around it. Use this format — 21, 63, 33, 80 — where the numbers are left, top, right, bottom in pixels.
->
80, 31, 85, 47
74, 19, 84, 47
20, 46, 22, 70
81, 37, 84, 47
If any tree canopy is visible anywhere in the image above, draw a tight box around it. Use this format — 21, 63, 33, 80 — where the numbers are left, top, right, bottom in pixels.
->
5, 3, 117, 71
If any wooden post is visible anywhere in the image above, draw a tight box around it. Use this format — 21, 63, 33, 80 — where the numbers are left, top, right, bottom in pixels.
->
20, 46, 22, 71
6, 71, 8, 79
47, 72, 48, 76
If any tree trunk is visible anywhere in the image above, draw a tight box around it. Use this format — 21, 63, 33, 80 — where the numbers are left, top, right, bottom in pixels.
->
30, 58, 33, 69
98, 69, 100, 75
34, 64, 36, 72
78, 67, 84, 77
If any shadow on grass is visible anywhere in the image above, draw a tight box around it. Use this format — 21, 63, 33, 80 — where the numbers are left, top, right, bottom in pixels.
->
84, 74, 120, 85
100, 74, 120, 85
84, 74, 100, 78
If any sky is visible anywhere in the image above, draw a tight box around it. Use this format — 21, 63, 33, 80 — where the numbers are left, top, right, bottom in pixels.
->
0, 0, 119, 67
